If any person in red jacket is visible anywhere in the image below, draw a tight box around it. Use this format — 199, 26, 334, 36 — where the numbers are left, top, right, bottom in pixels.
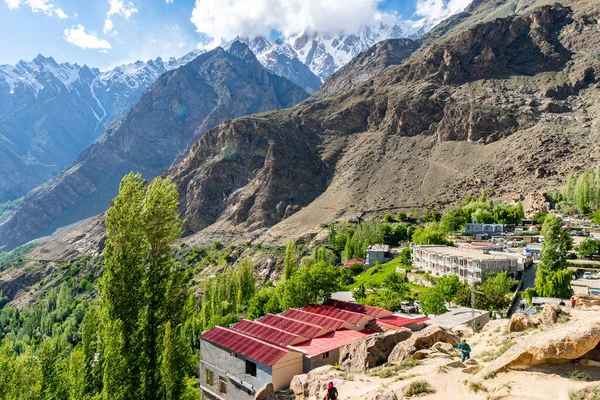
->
324, 381, 338, 400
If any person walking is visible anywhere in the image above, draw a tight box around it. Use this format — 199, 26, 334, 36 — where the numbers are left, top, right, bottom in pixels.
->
324, 381, 338, 400
458, 339, 471, 363
570, 297, 576, 309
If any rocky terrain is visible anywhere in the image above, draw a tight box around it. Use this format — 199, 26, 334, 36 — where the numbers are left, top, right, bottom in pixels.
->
0, 41, 308, 252
288, 303, 600, 400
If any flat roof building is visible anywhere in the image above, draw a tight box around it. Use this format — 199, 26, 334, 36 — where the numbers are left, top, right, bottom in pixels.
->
425, 307, 489, 331
365, 244, 393, 267
411, 245, 525, 283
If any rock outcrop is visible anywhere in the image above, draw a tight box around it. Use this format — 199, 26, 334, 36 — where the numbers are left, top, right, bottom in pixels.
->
254, 383, 276, 400
290, 366, 338, 400
339, 330, 412, 372
477, 316, 600, 379
388, 326, 459, 363
575, 293, 600, 307
507, 312, 539, 332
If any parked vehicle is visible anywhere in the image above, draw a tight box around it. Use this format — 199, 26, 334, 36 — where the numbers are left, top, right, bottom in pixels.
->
583, 272, 593, 279
401, 301, 416, 313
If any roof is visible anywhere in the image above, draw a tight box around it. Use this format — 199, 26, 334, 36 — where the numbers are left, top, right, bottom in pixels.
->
366, 244, 390, 252
232, 320, 301, 347
424, 307, 488, 329
328, 300, 386, 318
376, 315, 429, 330
413, 246, 519, 261
258, 314, 325, 338
343, 259, 365, 268
302, 304, 365, 324
202, 326, 295, 366
282, 308, 346, 330
290, 328, 373, 357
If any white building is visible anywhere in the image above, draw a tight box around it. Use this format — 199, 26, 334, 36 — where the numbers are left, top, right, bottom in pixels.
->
463, 223, 504, 235
411, 246, 526, 284
365, 244, 392, 267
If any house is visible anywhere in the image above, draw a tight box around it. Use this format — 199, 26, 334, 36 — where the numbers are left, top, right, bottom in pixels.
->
328, 300, 393, 319
299, 304, 374, 329
289, 328, 376, 372
411, 246, 525, 283
365, 244, 393, 267
343, 258, 365, 268
375, 315, 429, 331
425, 307, 489, 331
463, 223, 504, 235
200, 327, 303, 400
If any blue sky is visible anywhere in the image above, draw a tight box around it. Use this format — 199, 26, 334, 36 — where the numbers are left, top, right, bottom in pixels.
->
0, 0, 437, 69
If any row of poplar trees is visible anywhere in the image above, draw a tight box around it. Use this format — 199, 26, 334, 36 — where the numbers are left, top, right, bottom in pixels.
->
98, 173, 193, 400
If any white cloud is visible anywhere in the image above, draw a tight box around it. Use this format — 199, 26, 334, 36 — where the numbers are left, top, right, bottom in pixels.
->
165, 0, 173, 3
107, 0, 138, 19
103, 18, 116, 35
64, 24, 112, 51
4, 0, 68, 18
190, 0, 382, 45
414, 0, 472, 23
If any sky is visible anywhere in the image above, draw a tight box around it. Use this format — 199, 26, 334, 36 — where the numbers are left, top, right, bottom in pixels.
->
0, 0, 471, 69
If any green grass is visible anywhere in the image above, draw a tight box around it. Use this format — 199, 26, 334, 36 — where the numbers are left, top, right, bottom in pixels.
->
568, 386, 600, 400
348, 258, 404, 288
570, 370, 591, 381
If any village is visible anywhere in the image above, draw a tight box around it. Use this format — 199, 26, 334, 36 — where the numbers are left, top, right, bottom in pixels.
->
199, 213, 600, 400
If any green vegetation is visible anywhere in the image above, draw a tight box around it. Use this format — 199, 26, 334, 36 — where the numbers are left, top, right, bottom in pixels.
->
568, 386, 600, 400
577, 238, 600, 260
570, 370, 591, 381
0, 197, 23, 221
405, 380, 434, 397
0, 243, 37, 270
533, 215, 574, 299
478, 340, 514, 362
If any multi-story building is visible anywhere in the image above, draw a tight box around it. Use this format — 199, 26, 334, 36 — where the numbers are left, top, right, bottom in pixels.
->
463, 223, 504, 235
365, 244, 393, 267
411, 246, 525, 283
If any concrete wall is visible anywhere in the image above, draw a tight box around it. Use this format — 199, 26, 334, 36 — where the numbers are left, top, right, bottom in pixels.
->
271, 351, 304, 391
200, 339, 273, 400
366, 250, 392, 267
302, 348, 341, 373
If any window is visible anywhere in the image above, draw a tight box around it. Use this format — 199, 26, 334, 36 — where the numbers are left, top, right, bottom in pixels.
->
323, 351, 330, 359
205, 369, 214, 386
219, 376, 227, 394
245, 360, 257, 377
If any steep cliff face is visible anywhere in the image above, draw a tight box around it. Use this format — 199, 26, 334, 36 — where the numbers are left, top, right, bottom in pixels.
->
0, 43, 308, 252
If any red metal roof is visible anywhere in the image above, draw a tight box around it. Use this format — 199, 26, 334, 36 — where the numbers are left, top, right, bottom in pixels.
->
302, 304, 365, 324
282, 308, 346, 330
232, 320, 301, 347
329, 300, 386, 318
258, 314, 325, 338
342, 259, 365, 268
376, 315, 429, 330
290, 328, 372, 357
202, 326, 294, 366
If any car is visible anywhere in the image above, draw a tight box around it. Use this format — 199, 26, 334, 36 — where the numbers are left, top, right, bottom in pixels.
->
401, 302, 416, 313
583, 272, 593, 279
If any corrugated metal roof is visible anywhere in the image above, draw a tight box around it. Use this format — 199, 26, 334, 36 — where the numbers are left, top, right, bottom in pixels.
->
258, 314, 325, 338
329, 300, 386, 318
202, 326, 295, 366
232, 320, 301, 347
302, 304, 365, 324
290, 328, 372, 357
376, 315, 429, 330
282, 308, 346, 330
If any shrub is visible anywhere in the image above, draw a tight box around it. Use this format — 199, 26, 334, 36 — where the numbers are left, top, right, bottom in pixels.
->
570, 370, 591, 381
469, 381, 487, 393
405, 380, 434, 397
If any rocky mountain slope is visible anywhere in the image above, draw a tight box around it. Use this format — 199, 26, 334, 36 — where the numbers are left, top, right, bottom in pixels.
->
0, 41, 308, 252
0, 52, 202, 203
164, 0, 600, 247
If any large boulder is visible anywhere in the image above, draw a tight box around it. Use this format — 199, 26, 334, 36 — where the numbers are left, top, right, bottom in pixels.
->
367, 391, 398, 400
575, 293, 600, 307
507, 312, 539, 332
290, 366, 337, 400
339, 329, 412, 372
476, 316, 600, 379
540, 303, 559, 325
388, 326, 459, 364
254, 383, 276, 400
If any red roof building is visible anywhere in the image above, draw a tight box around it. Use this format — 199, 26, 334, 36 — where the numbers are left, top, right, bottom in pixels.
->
376, 315, 429, 331
290, 328, 371, 357
233, 320, 307, 346
202, 326, 295, 366
342, 258, 365, 268
258, 314, 329, 338
302, 304, 373, 328
282, 308, 346, 330
328, 300, 393, 319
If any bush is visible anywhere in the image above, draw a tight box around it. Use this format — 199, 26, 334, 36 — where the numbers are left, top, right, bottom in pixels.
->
405, 380, 434, 397
397, 211, 408, 222
348, 262, 365, 276
570, 370, 591, 381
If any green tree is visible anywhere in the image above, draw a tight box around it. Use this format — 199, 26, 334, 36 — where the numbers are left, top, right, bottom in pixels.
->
396, 211, 408, 222
412, 223, 449, 245
577, 238, 600, 259
283, 241, 296, 280
434, 275, 462, 307
439, 207, 469, 233
398, 247, 411, 266
419, 287, 448, 316
535, 215, 573, 298
477, 272, 517, 311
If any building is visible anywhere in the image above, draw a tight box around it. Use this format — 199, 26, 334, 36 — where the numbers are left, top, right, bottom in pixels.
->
411, 246, 525, 283
200, 301, 401, 399
365, 244, 393, 267
200, 327, 304, 400
375, 315, 429, 331
342, 258, 365, 268
425, 308, 489, 331
463, 223, 504, 235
